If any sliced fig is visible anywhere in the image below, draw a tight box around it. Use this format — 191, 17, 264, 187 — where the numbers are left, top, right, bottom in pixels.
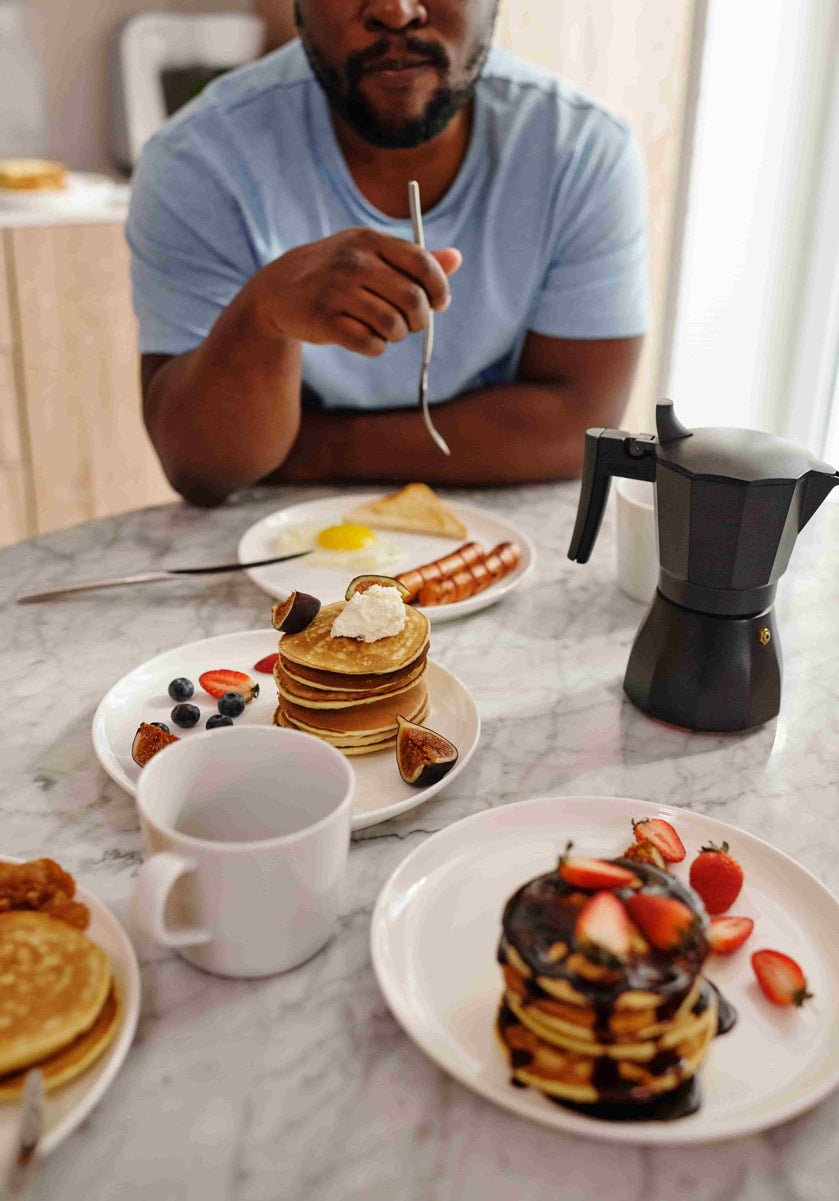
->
346, 575, 410, 602
271, 590, 321, 634
396, 715, 458, 786
132, 721, 179, 767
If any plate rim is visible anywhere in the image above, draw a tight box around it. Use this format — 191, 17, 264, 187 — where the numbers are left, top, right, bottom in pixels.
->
370, 793, 839, 1146
91, 628, 480, 831
235, 492, 537, 623
0, 855, 141, 1155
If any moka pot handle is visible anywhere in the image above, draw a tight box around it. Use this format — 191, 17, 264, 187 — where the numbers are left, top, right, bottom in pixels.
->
567, 428, 657, 564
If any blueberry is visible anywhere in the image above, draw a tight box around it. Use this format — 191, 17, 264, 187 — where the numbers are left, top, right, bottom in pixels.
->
206, 713, 234, 729
171, 703, 200, 728
150, 721, 171, 734
217, 691, 246, 718
168, 677, 194, 702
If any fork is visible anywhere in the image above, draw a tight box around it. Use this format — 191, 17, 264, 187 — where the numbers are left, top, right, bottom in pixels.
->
407, 180, 451, 456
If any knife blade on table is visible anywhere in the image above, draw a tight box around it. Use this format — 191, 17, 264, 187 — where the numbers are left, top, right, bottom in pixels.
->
15, 550, 312, 605
3, 1069, 44, 1198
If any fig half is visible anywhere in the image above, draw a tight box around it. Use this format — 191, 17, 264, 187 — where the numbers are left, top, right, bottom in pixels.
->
346, 575, 410, 602
271, 590, 321, 634
132, 722, 179, 767
396, 715, 458, 786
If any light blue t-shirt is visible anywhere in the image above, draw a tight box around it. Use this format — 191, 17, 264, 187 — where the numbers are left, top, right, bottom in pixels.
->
127, 41, 649, 411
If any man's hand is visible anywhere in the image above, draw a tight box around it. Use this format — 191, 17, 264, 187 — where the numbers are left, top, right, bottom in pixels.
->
249, 227, 461, 356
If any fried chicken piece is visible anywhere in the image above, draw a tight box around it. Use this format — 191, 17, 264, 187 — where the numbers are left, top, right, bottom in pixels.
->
41, 897, 91, 930
0, 858, 90, 928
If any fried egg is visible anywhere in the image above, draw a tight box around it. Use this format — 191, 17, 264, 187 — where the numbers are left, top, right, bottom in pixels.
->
275, 523, 407, 574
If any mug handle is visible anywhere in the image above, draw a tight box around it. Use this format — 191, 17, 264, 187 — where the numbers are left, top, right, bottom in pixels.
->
129, 852, 212, 948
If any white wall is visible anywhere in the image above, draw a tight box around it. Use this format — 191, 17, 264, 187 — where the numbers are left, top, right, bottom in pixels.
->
22, 0, 253, 173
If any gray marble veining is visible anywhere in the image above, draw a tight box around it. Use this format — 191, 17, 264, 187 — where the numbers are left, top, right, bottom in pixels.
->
2, 482, 839, 1200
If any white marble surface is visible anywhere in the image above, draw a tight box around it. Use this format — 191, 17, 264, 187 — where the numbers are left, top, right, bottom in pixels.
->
3, 481, 839, 1200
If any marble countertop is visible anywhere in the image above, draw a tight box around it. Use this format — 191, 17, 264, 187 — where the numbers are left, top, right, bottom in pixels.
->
3, 481, 839, 1200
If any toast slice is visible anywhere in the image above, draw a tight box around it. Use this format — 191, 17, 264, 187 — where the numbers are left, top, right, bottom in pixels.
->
345, 483, 467, 539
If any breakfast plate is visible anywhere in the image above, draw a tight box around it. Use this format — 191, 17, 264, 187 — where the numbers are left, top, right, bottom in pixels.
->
0, 857, 141, 1162
92, 629, 480, 831
237, 494, 536, 623
371, 795, 839, 1145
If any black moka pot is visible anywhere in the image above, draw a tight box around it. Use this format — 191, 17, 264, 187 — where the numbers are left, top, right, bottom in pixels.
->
568, 400, 839, 731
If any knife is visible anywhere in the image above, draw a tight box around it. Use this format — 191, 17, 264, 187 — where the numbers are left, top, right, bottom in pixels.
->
3, 1069, 44, 1197
407, 180, 451, 457
16, 550, 311, 604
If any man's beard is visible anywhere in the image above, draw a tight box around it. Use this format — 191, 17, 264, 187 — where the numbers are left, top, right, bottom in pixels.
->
294, 4, 495, 149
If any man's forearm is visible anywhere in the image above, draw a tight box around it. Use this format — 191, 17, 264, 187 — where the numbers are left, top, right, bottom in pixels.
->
274, 381, 606, 485
143, 282, 305, 506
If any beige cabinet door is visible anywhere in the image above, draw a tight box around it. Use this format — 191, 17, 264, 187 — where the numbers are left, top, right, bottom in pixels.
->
8, 221, 176, 540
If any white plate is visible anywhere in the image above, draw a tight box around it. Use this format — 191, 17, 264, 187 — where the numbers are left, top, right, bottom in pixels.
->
0, 172, 122, 211
237, 494, 535, 623
371, 795, 839, 1145
0, 857, 141, 1161
92, 629, 479, 832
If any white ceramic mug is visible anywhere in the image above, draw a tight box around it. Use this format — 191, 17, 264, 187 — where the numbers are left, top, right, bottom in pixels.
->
129, 727, 354, 978
615, 477, 660, 604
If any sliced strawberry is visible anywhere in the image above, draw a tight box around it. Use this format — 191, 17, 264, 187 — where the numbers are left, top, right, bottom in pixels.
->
253, 653, 279, 675
751, 949, 813, 1007
689, 842, 743, 914
559, 856, 640, 891
625, 892, 699, 953
632, 817, 686, 863
199, 669, 259, 703
575, 891, 631, 962
707, 915, 754, 954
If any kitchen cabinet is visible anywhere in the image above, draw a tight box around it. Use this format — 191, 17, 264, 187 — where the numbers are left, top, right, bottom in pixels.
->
0, 220, 176, 548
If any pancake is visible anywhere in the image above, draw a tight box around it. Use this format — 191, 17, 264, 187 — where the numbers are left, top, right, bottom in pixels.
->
278, 650, 428, 693
279, 678, 427, 736
0, 982, 121, 1100
0, 912, 112, 1075
496, 858, 730, 1112
274, 661, 426, 708
279, 601, 429, 675
274, 697, 430, 755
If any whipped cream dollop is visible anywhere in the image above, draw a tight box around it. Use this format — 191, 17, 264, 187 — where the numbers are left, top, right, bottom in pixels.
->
330, 585, 407, 643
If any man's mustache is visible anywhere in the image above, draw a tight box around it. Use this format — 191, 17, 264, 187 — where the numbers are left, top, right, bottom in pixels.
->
346, 36, 451, 86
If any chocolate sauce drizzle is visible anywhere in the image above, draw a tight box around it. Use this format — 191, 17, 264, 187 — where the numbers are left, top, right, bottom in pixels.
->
498, 858, 738, 1122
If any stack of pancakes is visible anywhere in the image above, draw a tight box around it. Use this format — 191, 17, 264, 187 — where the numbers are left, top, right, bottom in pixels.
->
496, 860, 720, 1113
273, 601, 430, 756
0, 911, 120, 1098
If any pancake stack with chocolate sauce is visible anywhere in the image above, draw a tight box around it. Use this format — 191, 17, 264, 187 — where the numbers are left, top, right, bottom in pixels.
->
496, 852, 735, 1119
273, 597, 430, 756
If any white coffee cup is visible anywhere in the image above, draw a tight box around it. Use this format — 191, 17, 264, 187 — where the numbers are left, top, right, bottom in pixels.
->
615, 477, 659, 604
129, 727, 354, 978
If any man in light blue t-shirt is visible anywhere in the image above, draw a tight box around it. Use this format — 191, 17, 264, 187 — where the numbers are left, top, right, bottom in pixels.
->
128, 0, 648, 505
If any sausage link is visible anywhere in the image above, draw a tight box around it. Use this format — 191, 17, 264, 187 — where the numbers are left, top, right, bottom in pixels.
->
396, 541, 484, 602
417, 541, 521, 606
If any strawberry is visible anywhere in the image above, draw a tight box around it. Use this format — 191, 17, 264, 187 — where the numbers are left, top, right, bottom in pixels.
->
707, 915, 754, 954
199, 669, 260, 703
689, 842, 743, 914
751, 949, 813, 1007
253, 653, 279, 675
632, 817, 686, 863
575, 891, 631, 962
625, 892, 699, 953
559, 856, 639, 891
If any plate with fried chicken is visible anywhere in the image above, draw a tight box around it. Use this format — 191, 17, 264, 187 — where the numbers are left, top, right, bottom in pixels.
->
237, 484, 536, 623
0, 856, 140, 1161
